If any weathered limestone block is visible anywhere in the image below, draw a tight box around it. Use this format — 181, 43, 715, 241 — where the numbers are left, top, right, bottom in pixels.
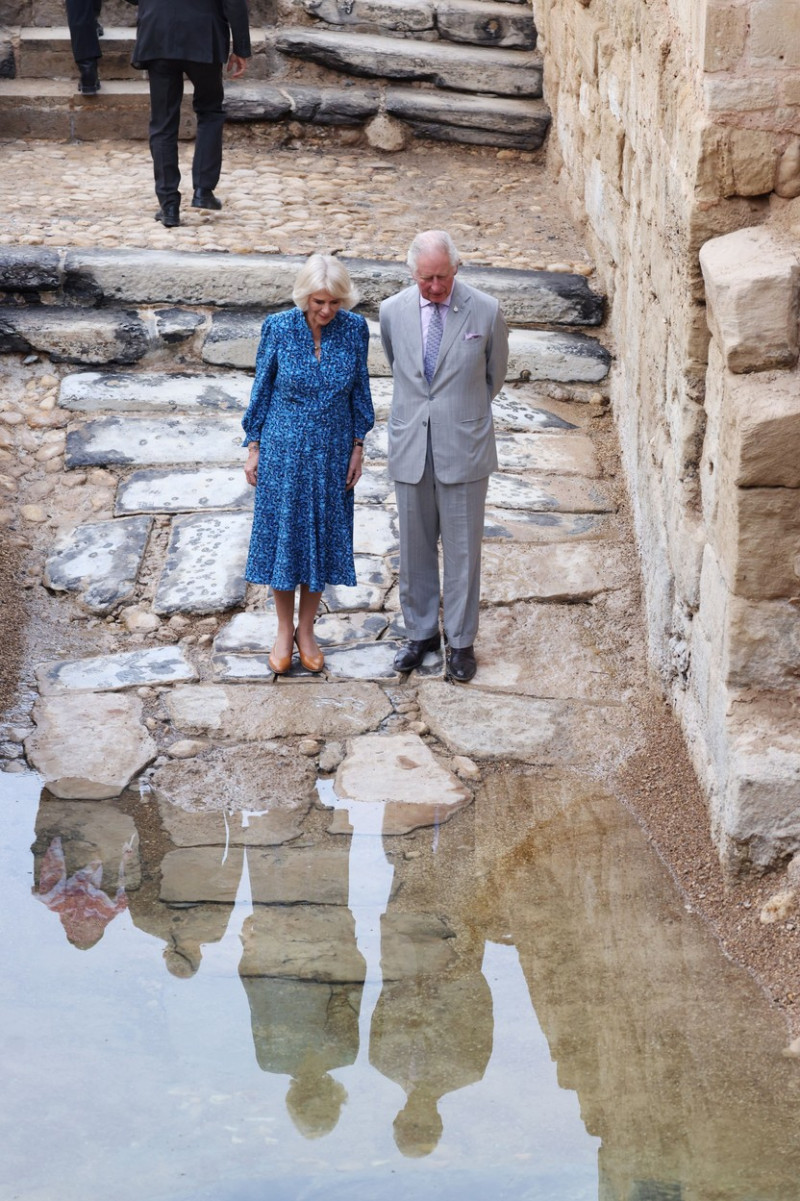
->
749, 0, 800, 70
0, 306, 150, 365
164, 682, 393, 740
302, 0, 434, 34
726, 129, 780, 198
239, 906, 366, 982
709, 475, 800, 600
36, 646, 197, 694
700, 227, 800, 373
154, 512, 251, 615
436, 1, 536, 49
59, 371, 252, 414
702, 1, 749, 72
25, 692, 156, 799
274, 29, 543, 97
163, 845, 351, 905
224, 83, 381, 125
709, 364, 800, 489
723, 696, 800, 868
43, 516, 153, 614
776, 139, 800, 200
0, 246, 62, 292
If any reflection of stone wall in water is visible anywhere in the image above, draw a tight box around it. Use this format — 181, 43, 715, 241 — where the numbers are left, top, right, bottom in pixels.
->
535, 0, 800, 869
474, 770, 800, 1201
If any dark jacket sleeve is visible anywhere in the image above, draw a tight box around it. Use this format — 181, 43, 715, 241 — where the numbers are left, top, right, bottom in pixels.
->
224, 0, 252, 57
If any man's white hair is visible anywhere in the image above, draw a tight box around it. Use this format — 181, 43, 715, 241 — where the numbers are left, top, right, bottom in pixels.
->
407, 230, 461, 274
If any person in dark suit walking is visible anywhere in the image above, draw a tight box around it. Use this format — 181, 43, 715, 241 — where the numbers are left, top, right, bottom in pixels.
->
65, 0, 103, 94
129, 0, 251, 228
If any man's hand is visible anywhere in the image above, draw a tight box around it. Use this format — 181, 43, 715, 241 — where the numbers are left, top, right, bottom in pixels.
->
227, 54, 247, 79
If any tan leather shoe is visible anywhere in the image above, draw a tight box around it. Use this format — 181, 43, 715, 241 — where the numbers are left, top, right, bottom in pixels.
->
294, 631, 324, 673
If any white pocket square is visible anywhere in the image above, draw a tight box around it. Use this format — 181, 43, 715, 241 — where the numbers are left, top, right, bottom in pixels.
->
463, 331, 482, 341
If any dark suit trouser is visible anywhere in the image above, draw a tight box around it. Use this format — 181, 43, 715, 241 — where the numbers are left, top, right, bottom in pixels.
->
146, 59, 226, 208
65, 0, 102, 63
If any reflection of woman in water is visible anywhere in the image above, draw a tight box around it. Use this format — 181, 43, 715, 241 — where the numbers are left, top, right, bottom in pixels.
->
35, 834, 134, 950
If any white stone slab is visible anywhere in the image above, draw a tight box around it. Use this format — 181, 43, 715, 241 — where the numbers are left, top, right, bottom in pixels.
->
354, 505, 398, 555
43, 515, 152, 614
355, 465, 395, 504
25, 692, 157, 799
66, 415, 245, 468
324, 554, 393, 611
481, 542, 629, 603
154, 511, 252, 614
495, 431, 600, 476
328, 732, 472, 834
487, 471, 613, 513
115, 467, 253, 515
324, 641, 402, 680
363, 424, 389, 462
164, 682, 393, 740
36, 645, 198, 694
59, 371, 253, 413
369, 376, 394, 419
484, 507, 608, 542
492, 389, 577, 431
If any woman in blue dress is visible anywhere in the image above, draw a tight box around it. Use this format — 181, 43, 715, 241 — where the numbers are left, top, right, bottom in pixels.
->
242, 255, 374, 675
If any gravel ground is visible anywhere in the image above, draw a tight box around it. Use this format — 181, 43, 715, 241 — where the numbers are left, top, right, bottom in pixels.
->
0, 129, 798, 1042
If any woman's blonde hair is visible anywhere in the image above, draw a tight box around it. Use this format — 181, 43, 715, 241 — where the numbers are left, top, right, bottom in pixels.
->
292, 254, 359, 311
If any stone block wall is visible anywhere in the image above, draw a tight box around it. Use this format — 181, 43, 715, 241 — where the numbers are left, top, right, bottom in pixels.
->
533, 0, 800, 870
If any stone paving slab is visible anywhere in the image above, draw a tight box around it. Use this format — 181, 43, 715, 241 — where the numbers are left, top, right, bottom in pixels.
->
153, 511, 251, 615
162, 843, 355, 905
65, 415, 244, 469
328, 731, 472, 835
43, 514, 152, 614
486, 472, 614, 513
25, 692, 157, 799
239, 905, 366, 982
483, 507, 609, 542
59, 371, 251, 414
417, 681, 627, 765
472, 603, 632, 702
481, 541, 629, 604
35, 646, 198, 695
213, 610, 388, 654
355, 465, 395, 504
354, 506, 399, 555
323, 641, 403, 681
0, 304, 151, 365
164, 682, 393, 740
324, 554, 393, 611
115, 467, 253, 516
495, 431, 600, 476
492, 390, 577, 431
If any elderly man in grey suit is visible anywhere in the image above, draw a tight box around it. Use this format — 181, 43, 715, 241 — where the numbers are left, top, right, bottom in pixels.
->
380, 230, 509, 683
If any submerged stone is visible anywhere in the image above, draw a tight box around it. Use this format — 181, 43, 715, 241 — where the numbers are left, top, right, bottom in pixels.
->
43, 515, 153, 614
329, 731, 472, 834
25, 692, 157, 799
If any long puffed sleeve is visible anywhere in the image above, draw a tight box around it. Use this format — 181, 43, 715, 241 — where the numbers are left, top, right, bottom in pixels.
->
351, 315, 375, 440
241, 317, 279, 446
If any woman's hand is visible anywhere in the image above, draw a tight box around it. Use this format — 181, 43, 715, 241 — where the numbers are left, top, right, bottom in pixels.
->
244, 445, 259, 487
346, 444, 363, 491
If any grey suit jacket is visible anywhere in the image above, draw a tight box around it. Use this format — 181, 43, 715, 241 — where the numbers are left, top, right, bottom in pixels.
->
379, 277, 509, 485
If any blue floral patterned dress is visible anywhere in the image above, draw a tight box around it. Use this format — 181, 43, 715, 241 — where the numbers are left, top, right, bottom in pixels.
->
242, 305, 374, 591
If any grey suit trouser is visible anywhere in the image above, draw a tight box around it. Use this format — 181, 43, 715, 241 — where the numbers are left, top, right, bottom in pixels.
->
395, 439, 488, 650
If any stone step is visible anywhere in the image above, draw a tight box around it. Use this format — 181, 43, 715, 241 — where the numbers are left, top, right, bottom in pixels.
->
14, 27, 144, 80
0, 246, 605, 326
273, 28, 543, 97
0, 78, 191, 142
294, 0, 536, 50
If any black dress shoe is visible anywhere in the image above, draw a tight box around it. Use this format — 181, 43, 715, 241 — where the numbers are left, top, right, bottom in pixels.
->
155, 203, 181, 228
393, 633, 441, 672
96, 21, 104, 36
77, 59, 100, 94
448, 645, 477, 683
191, 188, 222, 210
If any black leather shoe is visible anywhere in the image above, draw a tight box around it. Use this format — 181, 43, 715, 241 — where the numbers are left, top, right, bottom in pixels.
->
77, 59, 100, 94
448, 645, 477, 683
191, 188, 222, 210
393, 633, 441, 672
155, 203, 181, 228
96, 21, 104, 36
